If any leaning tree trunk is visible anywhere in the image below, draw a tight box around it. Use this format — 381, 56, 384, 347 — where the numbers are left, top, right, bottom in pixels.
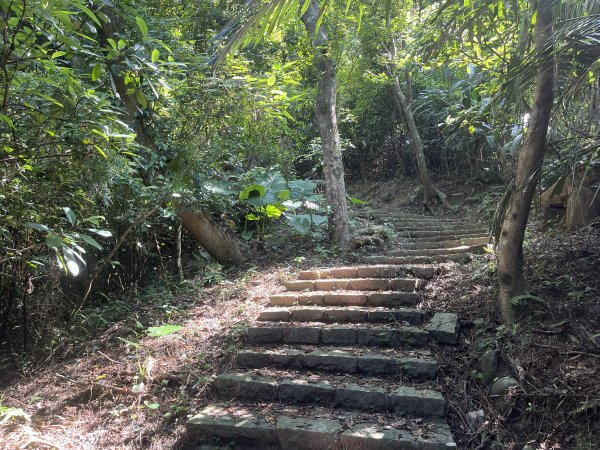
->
99, 9, 249, 266
497, 0, 554, 323
300, 0, 351, 248
387, 40, 450, 209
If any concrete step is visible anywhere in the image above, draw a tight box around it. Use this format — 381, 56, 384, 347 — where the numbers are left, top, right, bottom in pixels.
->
397, 229, 488, 238
404, 232, 489, 242
401, 237, 489, 250
213, 372, 446, 417
246, 323, 430, 348
236, 348, 437, 379
247, 312, 458, 347
185, 403, 456, 449
363, 254, 472, 265
353, 211, 464, 223
297, 264, 442, 280
282, 278, 424, 292
392, 224, 487, 232
385, 244, 487, 257
257, 307, 424, 325
268, 291, 420, 308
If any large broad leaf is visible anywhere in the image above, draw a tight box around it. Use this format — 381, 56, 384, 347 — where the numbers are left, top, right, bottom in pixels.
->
202, 180, 238, 196
288, 180, 318, 200
287, 215, 311, 233
239, 184, 266, 201
263, 204, 283, 219
146, 324, 183, 337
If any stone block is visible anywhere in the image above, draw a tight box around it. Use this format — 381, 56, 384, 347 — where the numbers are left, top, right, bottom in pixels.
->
322, 293, 367, 306
366, 292, 420, 307
275, 417, 341, 450
399, 357, 438, 380
357, 353, 396, 375
247, 327, 282, 343
236, 351, 272, 368
283, 327, 321, 344
291, 308, 324, 322
390, 386, 445, 417
303, 350, 357, 373
426, 312, 458, 344
367, 309, 423, 325
258, 309, 290, 322
187, 410, 277, 447
321, 327, 357, 345
322, 308, 366, 323
215, 373, 278, 402
270, 349, 305, 369
334, 384, 390, 411
268, 294, 297, 306
279, 379, 334, 404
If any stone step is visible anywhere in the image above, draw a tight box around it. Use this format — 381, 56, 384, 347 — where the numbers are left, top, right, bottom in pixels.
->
385, 244, 487, 257
213, 372, 446, 417
236, 348, 437, 379
185, 403, 456, 449
404, 232, 489, 242
401, 237, 489, 250
353, 211, 464, 222
246, 324, 430, 347
392, 224, 487, 232
257, 307, 424, 325
282, 278, 423, 292
397, 229, 488, 238
297, 264, 442, 280
268, 291, 420, 308
363, 254, 472, 265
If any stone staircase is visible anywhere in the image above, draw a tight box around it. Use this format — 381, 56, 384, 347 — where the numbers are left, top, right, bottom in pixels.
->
183, 212, 490, 449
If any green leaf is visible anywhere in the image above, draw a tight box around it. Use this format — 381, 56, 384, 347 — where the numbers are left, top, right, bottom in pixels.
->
72, 3, 102, 26
63, 207, 77, 226
52, 51, 67, 59
239, 184, 266, 201
0, 113, 15, 129
26, 223, 50, 232
350, 197, 366, 205
144, 402, 160, 410
146, 324, 183, 337
151, 49, 160, 63
46, 233, 63, 249
79, 233, 103, 250
88, 228, 113, 238
91, 63, 102, 81
136, 16, 149, 37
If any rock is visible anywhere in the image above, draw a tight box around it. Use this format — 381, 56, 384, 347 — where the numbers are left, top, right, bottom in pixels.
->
489, 376, 519, 395
480, 350, 500, 385
426, 312, 459, 344
466, 410, 485, 426
522, 445, 536, 450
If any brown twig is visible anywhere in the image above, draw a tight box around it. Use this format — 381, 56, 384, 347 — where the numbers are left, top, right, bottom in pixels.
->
55, 373, 145, 396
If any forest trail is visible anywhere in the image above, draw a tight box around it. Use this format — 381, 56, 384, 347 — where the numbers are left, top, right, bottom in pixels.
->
183, 211, 490, 449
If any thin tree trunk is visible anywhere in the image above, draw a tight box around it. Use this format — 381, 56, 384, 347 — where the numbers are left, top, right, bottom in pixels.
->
497, 0, 554, 323
175, 221, 184, 281
300, 0, 350, 248
98, 10, 249, 266
387, 40, 450, 209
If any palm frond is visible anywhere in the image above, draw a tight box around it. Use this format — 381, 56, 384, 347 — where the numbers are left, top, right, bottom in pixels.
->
210, 0, 300, 67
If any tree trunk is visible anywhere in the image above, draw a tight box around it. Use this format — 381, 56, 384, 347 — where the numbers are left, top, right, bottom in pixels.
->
300, 0, 350, 248
98, 10, 249, 266
497, 0, 554, 323
387, 41, 450, 209
177, 209, 249, 266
